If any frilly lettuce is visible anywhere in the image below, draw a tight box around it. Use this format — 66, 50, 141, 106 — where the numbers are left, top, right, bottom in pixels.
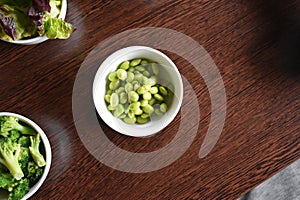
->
0, 0, 74, 41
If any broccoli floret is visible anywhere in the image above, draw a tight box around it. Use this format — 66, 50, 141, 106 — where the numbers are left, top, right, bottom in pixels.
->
7, 178, 30, 200
29, 134, 46, 167
0, 116, 36, 136
9, 130, 21, 143
0, 139, 24, 180
19, 148, 30, 173
0, 168, 14, 188
18, 136, 30, 147
26, 161, 44, 186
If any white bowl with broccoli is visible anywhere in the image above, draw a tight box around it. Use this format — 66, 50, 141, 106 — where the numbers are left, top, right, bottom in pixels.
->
0, 112, 51, 200
0, 0, 74, 45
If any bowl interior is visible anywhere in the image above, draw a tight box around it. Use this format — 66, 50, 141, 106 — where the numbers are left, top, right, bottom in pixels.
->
93, 46, 183, 137
0, 112, 51, 200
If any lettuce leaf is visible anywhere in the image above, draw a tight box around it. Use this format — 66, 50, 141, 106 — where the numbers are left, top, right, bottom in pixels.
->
0, 4, 37, 40
41, 13, 74, 39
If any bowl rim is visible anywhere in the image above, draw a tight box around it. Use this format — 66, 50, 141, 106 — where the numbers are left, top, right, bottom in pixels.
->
0, 0, 67, 45
92, 45, 184, 137
0, 112, 52, 200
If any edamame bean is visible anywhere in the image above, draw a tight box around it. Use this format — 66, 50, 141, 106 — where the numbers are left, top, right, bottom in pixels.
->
110, 93, 119, 107
154, 108, 163, 116
119, 92, 127, 104
128, 110, 135, 119
137, 86, 148, 95
104, 94, 111, 103
115, 87, 125, 94
141, 60, 148, 65
128, 91, 139, 102
148, 98, 156, 106
141, 113, 150, 119
108, 72, 118, 81
128, 67, 135, 72
133, 82, 141, 91
134, 108, 143, 115
134, 73, 143, 83
126, 72, 134, 82
123, 117, 136, 124
107, 104, 115, 111
151, 63, 159, 75
143, 70, 151, 77
135, 65, 145, 72
143, 92, 152, 100
159, 86, 168, 96
137, 116, 148, 124
154, 93, 164, 101
160, 103, 167, 113
109, 80, 119, 90
149, 86, 158, 94
140, 100, 148, 107
130, 59, 141, 67
142, 104, 154, 114
129, 102, 141, 111
125, 82, 133, 93
117, 69, 127, 80
106, 89, 113, 95
119, 61, 130, 70
113, 104, 124, 117
119, 113, 127, 119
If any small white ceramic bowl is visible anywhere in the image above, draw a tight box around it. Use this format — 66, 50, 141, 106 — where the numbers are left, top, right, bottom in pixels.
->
1, 0, 67, 45
93, 46, 184, 137
0, 112, 51, 200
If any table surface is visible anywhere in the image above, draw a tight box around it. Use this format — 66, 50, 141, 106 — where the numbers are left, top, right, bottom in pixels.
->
1, 0, 300, 199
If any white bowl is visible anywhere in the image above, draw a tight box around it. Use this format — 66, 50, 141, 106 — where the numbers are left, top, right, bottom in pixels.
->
0, 112, 51, 200
93, 46, 184, 137
0, 0, 67, 45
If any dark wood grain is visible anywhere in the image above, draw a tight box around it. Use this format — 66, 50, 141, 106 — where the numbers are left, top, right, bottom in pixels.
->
1, 0, 299, 199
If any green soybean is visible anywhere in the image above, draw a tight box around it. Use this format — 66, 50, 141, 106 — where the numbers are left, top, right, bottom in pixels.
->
143, 92, 152, 100
154, 108, 163, 116
128, 91, 139, 102
141, 113, 150, 119
113, 104, 124, 117
148, 98, 156, 106
110, 93, 119, 107
159, 86, 168, 96
135, 65, 145, 72
129, 102, 141, 111
106, 89, 113, 95
123, 117, 136, 124
154, 93, 164, 101
108, 72, 118, 81
160, 103, 167, 113
141, 59, 149, 65
134, 108, 143, 115
109, 80, 119, 90
137, 116, 148, 124
143, 70, 151, 77
151, 63, 159, 75
125, 82, 133, 93
140, 99, 148, 107
130, 59, 142, 67
119, 61, 130, 70
126, 72, 134, 82
149, 86, 158, 94
142, 104, 154, 114
107, 104, 115, 111
137, 86, 148, 95
104, 94, 111, 103
117, 69, 127, 80
119, 92, 127, 104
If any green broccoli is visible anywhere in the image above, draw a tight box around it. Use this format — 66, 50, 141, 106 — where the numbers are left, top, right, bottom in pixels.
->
7, 178, 30, 200
29, 134, 46, 167
0, 167, 14, 188
0, 139, 24, 180
0, 116, 36, 136
26, 161, 44, 186
9, 130, 21, 143
18, 136, 30, 147
19, 148, 30, 173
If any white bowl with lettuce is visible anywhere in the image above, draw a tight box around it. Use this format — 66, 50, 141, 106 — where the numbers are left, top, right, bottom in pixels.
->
0, 0, 74, 45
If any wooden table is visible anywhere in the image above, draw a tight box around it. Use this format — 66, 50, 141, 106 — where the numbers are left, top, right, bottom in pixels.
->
1, 0, 299, 199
